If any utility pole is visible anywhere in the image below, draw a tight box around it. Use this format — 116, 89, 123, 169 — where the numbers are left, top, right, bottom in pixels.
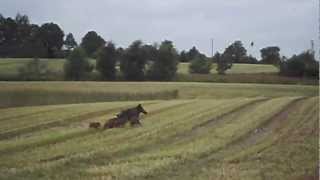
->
311, 40, 315, 55
211, 38, 214, 57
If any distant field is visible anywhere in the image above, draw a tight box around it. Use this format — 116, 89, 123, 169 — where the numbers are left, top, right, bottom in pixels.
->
0, 58, 278, 76
0, 58, 94, 79
0, 81, 318, 107
177, 62, 279, 74
0, 96, 318, 180
0, 58, 317, 85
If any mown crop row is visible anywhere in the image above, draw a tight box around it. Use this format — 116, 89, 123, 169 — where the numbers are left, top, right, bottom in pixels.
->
0, 97, 318, 180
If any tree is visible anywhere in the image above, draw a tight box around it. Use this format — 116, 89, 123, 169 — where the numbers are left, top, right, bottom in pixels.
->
279, 51, 319, 78
96, 42, 117, 80
223, 41, 247, 63
0, 17, 18, 57
260, 46, 281, 65
148, 40, 178, 81
179, 50, 188, 62
0, 14, 47, 58
187, 47, 200, 60
80, 31, 105, 57
189, 56, 212, 74
64, 33, 77, 50
120, 40, 147, 81
39, 23, 64, 58
64, 48, 92, 80
142, 44, 158, 62
216, 52, 233, 75
211, 52, 221, 63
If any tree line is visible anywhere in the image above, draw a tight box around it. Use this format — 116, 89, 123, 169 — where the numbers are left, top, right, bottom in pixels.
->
1, 13, 318, 80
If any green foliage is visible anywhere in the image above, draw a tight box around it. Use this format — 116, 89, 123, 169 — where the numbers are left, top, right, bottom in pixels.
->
64, 33, 77, 50
179, 47, 207, 62
96, 42, 117, 80
260, 46, 281, 65
142, 44, 158, 62
120, 40, 147, 81
216, 52, 233, 75
179, 50, 188, 62
39, 23, 65, 58
80, 31, 105, 57
18, 58, 50, 80
189, 56, 212, 74
64, 48, 92, 80
279, 51, 319, 78
223, 41, 247, 63
148, 40, 178, 81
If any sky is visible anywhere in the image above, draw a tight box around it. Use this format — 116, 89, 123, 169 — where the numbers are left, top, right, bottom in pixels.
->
0, 0, 318, 59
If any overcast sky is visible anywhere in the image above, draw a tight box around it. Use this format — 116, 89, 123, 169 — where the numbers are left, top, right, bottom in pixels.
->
0, 0, 318, 58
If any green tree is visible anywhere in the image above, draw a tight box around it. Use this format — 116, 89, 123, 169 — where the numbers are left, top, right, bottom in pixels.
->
39, 23, 64, 58
189, 55, 212, 74
279, 51, 319, 78
0, 17, 18, 57
179, 50, 188, 62
142, 44, 158, 62
64, 33, 77, 50
187, 47, 200, 61
223, 41, 247, 63
260, 46, 281, 65
148, 40, 178, 81
97, 42, 117, 80
64, 48, 92, 80
216, 52, 233, 75
120, 40, 147, 81
80, 31, 105, 57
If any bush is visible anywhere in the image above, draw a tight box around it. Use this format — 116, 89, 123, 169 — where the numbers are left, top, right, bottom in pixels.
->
120, 40, 147, 81
189, 56, 212, 74
147, 40, 178, 81
18, 58, 51, 80
64, 48, 93, 80
216, 53, 233, 75
279, 51, 319, 79
96, 42, 117, 80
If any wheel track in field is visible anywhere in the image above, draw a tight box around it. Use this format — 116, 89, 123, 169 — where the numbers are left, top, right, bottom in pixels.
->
202, 97, 308, 163
0, 101, 193, 156
134, 97, 309, 180
171, 97, 270, 142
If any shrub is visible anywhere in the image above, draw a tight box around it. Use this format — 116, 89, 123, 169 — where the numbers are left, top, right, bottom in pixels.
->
216, 53, 233, 75
64, 48, 93, 80
189, 56, 212, 74
96, 42, 117, 80
279, 51, 319, 79
147, 40, 178, 81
